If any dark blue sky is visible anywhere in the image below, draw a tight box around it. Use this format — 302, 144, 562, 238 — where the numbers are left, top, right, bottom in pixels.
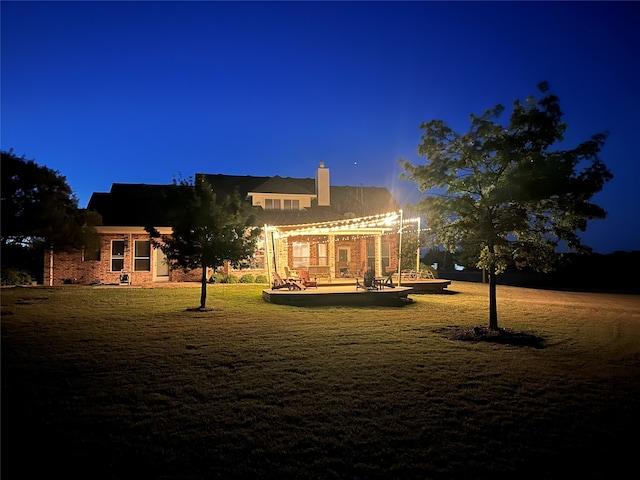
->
2, 1, 639, 254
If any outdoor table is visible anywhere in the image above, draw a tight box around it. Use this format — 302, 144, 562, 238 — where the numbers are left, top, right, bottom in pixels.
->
375, 276, 395, 289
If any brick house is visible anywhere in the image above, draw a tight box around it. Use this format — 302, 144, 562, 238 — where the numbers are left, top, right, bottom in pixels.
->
44, 163, 404, 286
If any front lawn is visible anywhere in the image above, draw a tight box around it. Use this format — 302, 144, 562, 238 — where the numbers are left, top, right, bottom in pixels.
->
2, 282, 639, 479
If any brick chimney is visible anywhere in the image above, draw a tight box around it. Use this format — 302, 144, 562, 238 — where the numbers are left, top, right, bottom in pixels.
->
315, 162, 330, 206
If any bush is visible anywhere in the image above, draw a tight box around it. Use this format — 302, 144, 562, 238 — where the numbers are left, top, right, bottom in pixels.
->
1, 268, 33, 286
225, 274, 239, 284
254, 274, 268, 284
239, 274, 255, 283
209, 273, 224, 283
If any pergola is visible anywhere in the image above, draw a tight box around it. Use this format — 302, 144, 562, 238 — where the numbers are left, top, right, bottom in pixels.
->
263, 210, 420, 286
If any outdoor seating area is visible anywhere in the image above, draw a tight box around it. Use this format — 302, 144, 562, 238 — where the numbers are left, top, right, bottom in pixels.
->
264, 267, 412, 306
356, 269, 395, 291
265, 263, 452, 306
279, 268, 319, 289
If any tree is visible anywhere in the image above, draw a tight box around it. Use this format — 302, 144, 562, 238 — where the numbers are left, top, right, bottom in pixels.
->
400, 83, 612, 329
1, 150, 101, 278
146, 176, 260, 310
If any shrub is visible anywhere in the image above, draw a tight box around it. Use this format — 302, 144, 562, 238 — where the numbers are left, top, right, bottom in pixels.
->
239, 274, 255, 283
254, 274, 268, 284
209, 273, 225, 283
1, 268, 32, 286
225, 274, 239, 284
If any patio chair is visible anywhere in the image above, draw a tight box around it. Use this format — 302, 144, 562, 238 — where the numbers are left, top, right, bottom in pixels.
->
380, 272, 396, 288
356, 268, 378, 291
299, 269, 318, 288
284, 266, 299, 281
272, 271, 303, 290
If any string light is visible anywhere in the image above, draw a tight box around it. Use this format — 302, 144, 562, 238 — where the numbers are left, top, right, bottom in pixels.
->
268, 211, 420, 238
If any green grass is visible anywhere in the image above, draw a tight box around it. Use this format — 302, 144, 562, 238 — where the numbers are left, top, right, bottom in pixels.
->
2, 282, 639, 479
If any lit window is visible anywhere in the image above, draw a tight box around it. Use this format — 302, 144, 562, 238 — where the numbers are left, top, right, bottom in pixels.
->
318, 243, 327, 266
292, 242, 310, 268
134, 241, 151, 271
111, 240, 125, 271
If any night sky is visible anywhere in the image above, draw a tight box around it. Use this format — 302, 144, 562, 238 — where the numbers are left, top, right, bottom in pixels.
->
2, 1, 639, 254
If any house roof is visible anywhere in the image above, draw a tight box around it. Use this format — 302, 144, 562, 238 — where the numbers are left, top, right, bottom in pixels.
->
87, 183, 180, 226
249, 175, 315, 195
87, 174, 400, 227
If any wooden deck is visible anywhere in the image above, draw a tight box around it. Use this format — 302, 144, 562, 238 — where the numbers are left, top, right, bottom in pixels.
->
262, 285, 414, 307
398, 279, 451, 293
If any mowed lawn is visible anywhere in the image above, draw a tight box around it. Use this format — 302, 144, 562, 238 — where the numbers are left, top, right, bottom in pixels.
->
2, 282, 639, 479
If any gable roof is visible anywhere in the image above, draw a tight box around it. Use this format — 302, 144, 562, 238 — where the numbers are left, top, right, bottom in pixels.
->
87, 174, 400, 227
249, 175, 315, 195
87, 183, 180, 226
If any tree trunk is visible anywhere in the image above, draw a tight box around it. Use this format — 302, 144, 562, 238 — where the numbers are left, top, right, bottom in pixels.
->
200, 262, 207, 309
488, 267, 498, 330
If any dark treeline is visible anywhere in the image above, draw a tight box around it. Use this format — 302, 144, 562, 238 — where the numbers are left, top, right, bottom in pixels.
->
434, 251, 640, 294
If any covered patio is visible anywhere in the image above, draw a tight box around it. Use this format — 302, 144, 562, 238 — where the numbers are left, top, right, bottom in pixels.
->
263, 210, 420, 285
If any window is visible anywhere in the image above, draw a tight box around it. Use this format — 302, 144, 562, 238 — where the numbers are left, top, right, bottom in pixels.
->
337, 247, 350, 275
265, 198, 281, 210
284, 199, 299, 211
134, 240, 151, 271
364, 242, 391, 273
111, 240, 125, 271
366, 242, 375, 271
382, 242, 390, 274
264, 198, 299, 210
292, 242, 310, 268
318, 243, 328, 266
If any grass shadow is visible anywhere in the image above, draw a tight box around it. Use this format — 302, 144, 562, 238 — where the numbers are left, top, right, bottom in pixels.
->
185, 306, 223, 312
436, 325, 547, 348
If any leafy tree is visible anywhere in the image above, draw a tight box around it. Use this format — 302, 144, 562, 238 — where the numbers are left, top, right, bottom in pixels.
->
1, 150, 101, 278
400, 83, 612, 329
146, 176, 260, 310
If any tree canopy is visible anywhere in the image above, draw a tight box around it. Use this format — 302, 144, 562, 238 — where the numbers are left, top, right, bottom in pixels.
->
1, 150, 101, 279
400, 83, 613, 329
146, 176, 260, 309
